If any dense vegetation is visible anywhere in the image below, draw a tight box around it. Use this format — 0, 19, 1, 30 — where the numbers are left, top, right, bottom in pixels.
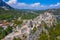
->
0, 26, 13, 39
13, 37, 21, 40
0, 8, 41, 20
38, 32, 48, 40
38, 21, 60, 40
0, 7, 60, 40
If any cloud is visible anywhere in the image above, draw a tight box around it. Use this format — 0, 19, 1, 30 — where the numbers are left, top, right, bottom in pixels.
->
30, 3, 40, 7
4, 0, 60, 10
49, 3, 60, 9
50, 3, 60, 7
6, 0, 17, 5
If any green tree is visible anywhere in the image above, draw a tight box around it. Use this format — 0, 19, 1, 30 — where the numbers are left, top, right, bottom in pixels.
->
38, 32, 48, 40
13, 37, 21, 40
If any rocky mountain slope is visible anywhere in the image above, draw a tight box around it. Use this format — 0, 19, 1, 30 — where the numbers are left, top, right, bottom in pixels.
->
0, 0, 13, 9
3, 12, 57, 40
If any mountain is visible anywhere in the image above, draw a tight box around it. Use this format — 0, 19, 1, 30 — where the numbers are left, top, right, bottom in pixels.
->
3, 12, 57, 40
0, 0, 13, 10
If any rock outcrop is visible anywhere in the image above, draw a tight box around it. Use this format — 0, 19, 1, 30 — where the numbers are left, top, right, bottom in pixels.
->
3, 12, 57, 40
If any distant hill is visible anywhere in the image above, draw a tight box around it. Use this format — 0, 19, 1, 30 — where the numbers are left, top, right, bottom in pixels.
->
0, 0, 13, 10
0, 1, 60, 20
46, 8, 60, 15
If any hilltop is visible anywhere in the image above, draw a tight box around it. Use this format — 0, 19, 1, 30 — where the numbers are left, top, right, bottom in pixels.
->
3, 12, 58, 40
0, 0, 13, 9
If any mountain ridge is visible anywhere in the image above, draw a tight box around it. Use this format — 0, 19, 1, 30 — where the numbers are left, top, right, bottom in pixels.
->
0, 0, 13, 9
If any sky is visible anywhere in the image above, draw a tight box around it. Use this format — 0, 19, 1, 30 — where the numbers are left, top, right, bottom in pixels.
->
3, 0, 60, 10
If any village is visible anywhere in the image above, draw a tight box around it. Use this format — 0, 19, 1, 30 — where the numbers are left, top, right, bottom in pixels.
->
1, 12, 57, 40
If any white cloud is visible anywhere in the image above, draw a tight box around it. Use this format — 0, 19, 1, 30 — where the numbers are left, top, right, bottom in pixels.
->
6, 0, 17, 5
49, 3, 60, 9
50, 3, 60, 7
30, 3, 40, 7
4, 0, 60, 10
55, 3, 60, 6
17, 3, 27, 7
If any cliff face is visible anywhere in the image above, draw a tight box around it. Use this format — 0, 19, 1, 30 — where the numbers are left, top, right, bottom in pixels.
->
0, 0, 13, 9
